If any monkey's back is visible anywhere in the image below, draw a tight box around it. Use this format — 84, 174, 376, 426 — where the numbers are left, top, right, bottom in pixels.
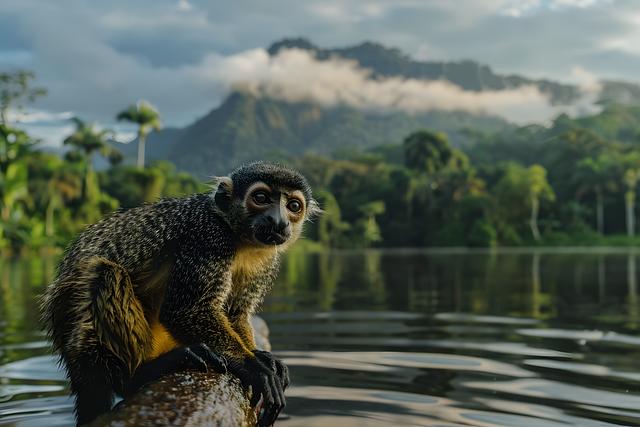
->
42, 193, 233, 364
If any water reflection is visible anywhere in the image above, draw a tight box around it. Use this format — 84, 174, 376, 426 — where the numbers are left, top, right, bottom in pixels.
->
2, 249, 640, 426
268, 249, 640, 325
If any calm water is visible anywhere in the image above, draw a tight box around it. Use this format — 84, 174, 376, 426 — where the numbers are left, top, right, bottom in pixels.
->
2, 249, 640, 426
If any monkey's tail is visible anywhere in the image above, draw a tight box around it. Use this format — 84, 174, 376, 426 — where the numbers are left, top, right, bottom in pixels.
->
89, 257, 152, 376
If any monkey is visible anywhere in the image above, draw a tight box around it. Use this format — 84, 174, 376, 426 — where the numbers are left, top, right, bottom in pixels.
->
41, 161, 320, 427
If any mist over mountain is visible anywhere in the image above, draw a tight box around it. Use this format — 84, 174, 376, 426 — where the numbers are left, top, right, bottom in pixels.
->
267, 38, 639, 107
115, 39, 640, 178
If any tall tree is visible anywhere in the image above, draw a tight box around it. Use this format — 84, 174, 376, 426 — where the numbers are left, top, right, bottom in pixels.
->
495, 163, 555, 242
617, 152, 640, 237
575, 156, 617, 234
527, 165, 555, 241
403, 130, 455, 174
63, 118, 118, 201
116, 100, 162, 169
545, 128, 609, 201
0, 70, 47, 125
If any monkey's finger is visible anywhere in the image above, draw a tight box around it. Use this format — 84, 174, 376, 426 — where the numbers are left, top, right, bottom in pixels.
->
274, 373, 286, 415
266, 374, 283, 426
190, 343, 227, 373
254, 351, 278, 373
283, 363, 290, 389
182, 348, 208, 372
269, 373, 283, 410
273, 405, 284, 427
272, 380, 286, 424
250, 389, 261, 407
275, 360, 290, 390
257, 374, 277, 427
249, 379, 263, 407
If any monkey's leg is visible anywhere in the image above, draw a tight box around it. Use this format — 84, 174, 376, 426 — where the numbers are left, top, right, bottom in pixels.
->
66, 258, 152, 425
126, 343, 227, 394
65, 342, 127, 426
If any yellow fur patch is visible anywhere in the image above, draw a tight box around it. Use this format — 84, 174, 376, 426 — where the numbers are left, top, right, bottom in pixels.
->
231, 246, 277, 283
146, 322, 180, 360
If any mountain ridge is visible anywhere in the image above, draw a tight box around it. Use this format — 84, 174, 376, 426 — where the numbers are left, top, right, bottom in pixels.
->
267, 37, 639, 105
114, 38, 640, 177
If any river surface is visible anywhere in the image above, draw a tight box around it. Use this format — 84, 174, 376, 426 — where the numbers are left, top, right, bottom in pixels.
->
1, 248, 640, 426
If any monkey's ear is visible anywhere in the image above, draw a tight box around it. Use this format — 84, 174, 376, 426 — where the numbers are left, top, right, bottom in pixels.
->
306, 198, 323, 220
213, 177, 233, 211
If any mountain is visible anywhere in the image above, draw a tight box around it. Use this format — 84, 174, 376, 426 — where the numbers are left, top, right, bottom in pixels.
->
136, 91, 510, 178
118, 38, 640, 178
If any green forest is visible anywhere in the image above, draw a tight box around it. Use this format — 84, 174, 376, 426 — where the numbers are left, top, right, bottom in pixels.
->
3, 70, 640, 253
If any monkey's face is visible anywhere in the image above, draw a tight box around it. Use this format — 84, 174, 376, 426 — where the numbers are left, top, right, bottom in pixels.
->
242, 182, 307, 246
214, 162, 321, 248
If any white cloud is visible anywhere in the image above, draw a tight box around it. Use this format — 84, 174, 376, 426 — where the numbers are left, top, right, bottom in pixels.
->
16, 123, 74, 148
8, 109, 74, 124
112, 130, 137, 144
177, 0, 193, 12
198, 48, 601, 125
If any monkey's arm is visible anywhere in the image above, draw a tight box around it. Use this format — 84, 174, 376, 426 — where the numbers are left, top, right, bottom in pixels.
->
161, 247, 285, 427
160, 248, 254, 360
229, 313, 257, 350
228, 259, 281, 350
228, 261, 290, 394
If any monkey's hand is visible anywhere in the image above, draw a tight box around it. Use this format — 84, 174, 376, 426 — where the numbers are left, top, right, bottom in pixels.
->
228, 356, 285, 427
254, 350, 290, 391
128, 343, 227, 394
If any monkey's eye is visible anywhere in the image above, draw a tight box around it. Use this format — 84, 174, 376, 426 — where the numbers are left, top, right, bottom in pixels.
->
287, 199, 302, 213
252, 191, 270, 205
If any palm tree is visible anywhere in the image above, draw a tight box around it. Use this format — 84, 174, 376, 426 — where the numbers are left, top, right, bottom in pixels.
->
116, 100, 162, 169
63, 118, 117, 201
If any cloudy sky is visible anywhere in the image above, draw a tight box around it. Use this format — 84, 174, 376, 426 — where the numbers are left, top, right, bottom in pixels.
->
1, 0, 638, 144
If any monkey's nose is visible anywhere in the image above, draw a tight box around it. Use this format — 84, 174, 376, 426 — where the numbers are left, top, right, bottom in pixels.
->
274, 221, 289, 234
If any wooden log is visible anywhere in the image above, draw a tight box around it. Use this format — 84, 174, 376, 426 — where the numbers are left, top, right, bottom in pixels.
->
91, 317, 271, 427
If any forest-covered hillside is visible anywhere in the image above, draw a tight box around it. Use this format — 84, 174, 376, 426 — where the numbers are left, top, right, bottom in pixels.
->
117, 39, 640, 178
131, 91, 511, 178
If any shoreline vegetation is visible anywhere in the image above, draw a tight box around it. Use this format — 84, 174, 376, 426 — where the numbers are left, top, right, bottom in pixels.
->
3, 70, 640, 254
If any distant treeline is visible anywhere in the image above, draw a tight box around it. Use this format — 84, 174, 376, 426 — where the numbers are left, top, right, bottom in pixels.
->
3, 71, 640, 251
295, 108, 640, 248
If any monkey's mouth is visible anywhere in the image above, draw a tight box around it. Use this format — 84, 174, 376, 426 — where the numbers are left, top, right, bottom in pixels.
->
254, 230, 288, 245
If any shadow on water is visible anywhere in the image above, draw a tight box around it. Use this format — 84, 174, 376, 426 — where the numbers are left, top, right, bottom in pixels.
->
3, 249, 640, 426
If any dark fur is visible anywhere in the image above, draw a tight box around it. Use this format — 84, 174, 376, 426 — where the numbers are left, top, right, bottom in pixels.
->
41, 161, 317, 426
